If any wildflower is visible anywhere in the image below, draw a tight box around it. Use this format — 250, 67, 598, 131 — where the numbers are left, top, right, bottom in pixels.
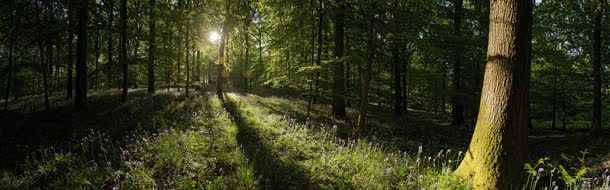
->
418, 146, 423, 154
537, 167, 544, 173
385, 166, 393, 174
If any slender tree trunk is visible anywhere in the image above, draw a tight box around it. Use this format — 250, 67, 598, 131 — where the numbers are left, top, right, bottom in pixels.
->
120, 0, 128, 102
186, 28, 190, 97
314, 0, 323, 104
593, 0, 604, 131
401, 47, 410, 113
332, 0, 347, 119
245, 17, 251, 92
177, 37, 182, 91
217, 12, 229, 99
106, 0, 114, 88
4, 41, 13, 111
44, 42, 52, 111
147, 0, 156, 94
75, 0, 89, 109
552, 66, 558, 130
356, 2, 376, 132
66, 0, 74, 99
94, 32, 100, 88
392, 42, 401, 115
306, 0, 316, 119
452, 0, 466, 126
454, 0, 532, 188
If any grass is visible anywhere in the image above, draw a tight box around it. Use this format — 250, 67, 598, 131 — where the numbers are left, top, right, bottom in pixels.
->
1, 88, 609, 189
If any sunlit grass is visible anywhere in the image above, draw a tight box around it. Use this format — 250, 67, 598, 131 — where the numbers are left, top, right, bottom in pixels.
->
1, 89, 609, 189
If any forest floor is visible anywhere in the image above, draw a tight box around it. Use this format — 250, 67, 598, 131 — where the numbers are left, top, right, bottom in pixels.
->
1, 88, 609, 189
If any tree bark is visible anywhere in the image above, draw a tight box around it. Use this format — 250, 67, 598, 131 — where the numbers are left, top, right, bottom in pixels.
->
454, 0, 532, 188
332, 0, 347, 119
75, 0, 89, 109
593, 0, 604, 131
356, 2, 376, 132
452, 0, 466, 127
147, 0, 156, 94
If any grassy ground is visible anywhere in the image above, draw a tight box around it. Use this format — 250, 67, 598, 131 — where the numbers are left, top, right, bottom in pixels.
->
1, 88, 609, 189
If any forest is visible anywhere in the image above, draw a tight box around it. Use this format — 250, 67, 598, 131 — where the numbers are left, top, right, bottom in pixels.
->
1, 0, 610, 189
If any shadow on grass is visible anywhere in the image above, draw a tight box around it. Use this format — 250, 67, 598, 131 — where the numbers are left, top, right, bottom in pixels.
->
0, 89, 194, 170
219, 94, 313, 189
246, 92, 471, 153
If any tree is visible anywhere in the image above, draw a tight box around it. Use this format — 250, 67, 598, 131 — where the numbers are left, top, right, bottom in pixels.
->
451, 0, 466, 127
186, 28, 190, 97
217, 5, 230, 99
243, 0, 252, 92
120, 0, 127, 102
75, 0, 89, 109
356, 1, 376, 132
106, 0, 114, 88
454, 0, 533, 188
593, 0, 603, 131
66, 0, 74, 100
147, 0, 156, 94
332, 0, 346, 119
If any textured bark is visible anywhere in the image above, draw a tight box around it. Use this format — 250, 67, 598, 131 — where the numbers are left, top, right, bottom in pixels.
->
593, 0, 603, 131
332, 0, 346, 119
452, 0, 466, 126
356, 2, 376, 131
454, 0, 532, 189
75, 0, 89, 109
147, 0, 156, 94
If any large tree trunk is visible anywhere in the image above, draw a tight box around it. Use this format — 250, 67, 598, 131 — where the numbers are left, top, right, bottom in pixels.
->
454, 0, 532, 188
75, 0, 89, 109
66, 0, 74, 100
452, 0, 466, 126
593, 0, 603, 131
147, 0, 156, 94
356, 2, 376, 132
332, 0, 347, 119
